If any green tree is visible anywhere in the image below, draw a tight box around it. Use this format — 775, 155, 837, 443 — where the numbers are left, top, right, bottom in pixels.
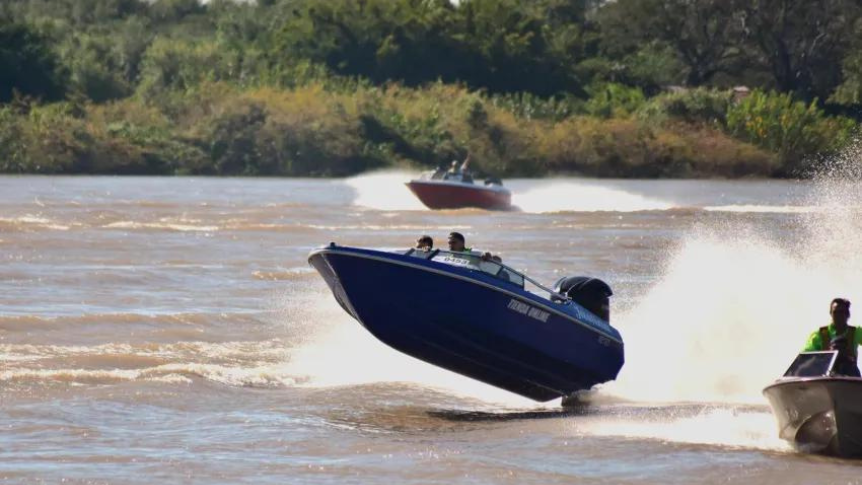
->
0, 22, 66, 103
272, 0, 588, 96
738, 0, 861, 99
598, 0, 744, 87
831, 49, 862, 106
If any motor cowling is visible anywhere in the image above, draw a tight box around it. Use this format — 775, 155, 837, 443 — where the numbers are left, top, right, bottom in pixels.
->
553, 276, 613, 322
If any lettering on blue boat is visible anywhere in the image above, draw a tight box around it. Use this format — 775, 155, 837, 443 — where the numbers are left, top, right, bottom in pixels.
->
507, 299, 550, 323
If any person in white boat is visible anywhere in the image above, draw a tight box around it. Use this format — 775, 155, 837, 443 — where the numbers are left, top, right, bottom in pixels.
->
803, 298, 862, 377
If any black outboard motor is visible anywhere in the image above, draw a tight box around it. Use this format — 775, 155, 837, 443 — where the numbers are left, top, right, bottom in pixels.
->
553, 276, 613, 322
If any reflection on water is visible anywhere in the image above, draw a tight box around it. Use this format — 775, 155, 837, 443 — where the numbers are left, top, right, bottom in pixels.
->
3, 175, 862, 483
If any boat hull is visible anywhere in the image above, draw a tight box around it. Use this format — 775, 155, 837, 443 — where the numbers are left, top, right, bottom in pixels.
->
406, 180, 512, 210
763, 377, 862, 457
309, 246, 624, 401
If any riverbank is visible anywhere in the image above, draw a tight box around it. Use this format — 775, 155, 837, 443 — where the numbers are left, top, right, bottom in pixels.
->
0, 82, 855, 179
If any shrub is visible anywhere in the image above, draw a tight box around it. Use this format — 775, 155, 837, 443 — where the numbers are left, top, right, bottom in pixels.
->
726, 90, 857, 175
0, 107, 28, 173
638, 88, 732, 126
584, 83, 646, 119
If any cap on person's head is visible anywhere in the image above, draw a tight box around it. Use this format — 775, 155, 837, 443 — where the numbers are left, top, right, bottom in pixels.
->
448, 232, 465, 243
832, 298, 851, 310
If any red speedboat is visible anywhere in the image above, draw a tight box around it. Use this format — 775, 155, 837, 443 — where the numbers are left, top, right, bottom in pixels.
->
406, 169, 512, 211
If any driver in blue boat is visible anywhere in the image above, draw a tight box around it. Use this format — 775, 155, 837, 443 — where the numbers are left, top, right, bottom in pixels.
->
803, 298, 862, 377
447, 231, 501, 262
447, 232, 471, 252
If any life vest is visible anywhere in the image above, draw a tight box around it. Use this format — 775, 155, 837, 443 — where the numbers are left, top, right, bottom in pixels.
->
819, 325, 857, 363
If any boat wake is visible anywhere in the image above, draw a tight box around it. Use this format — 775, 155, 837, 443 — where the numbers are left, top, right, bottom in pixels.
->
512, 181, 673, 213
281, 294, 535, 407
346, 171, 426, 211
346, 173, 675, 213
345, 172, 851, 215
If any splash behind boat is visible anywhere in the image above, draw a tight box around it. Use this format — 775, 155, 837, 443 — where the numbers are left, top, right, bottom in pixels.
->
308, 244, 624, 401
763, 351, 862, 457
406, 169, 512, 211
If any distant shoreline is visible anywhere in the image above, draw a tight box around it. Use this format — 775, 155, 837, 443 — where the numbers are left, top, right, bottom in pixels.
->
0, 169, 809, 180
0, 85, 853, 181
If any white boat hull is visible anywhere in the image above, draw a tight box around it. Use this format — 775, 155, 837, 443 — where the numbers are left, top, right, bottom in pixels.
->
763, 377, 862, 457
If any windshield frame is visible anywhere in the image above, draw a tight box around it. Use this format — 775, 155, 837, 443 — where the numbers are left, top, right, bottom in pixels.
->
404, 248, 567, 300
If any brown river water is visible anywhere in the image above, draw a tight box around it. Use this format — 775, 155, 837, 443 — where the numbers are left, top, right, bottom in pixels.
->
3, 174, 862, 484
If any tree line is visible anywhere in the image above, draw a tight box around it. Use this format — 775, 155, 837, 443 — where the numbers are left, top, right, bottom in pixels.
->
1, 0, 860, 177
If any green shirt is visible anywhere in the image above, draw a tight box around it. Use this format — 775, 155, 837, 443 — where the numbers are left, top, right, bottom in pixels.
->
803, 324, 862, 351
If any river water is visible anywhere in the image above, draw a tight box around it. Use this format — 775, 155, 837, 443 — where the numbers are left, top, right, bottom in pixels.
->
3, 174, 862, 484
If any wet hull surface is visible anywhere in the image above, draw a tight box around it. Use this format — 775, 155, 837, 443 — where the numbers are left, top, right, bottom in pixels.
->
764, 378, 862, 457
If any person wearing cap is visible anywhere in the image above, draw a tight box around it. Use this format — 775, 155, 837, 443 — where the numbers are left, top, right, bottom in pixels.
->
803, 298, 862, 376
415, 235, 433, 251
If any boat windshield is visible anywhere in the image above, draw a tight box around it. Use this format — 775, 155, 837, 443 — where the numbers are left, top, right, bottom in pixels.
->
782, 351, 838, 378
418, 170, 474, 184
403, 248, 572, 302
405, 248, 524, 287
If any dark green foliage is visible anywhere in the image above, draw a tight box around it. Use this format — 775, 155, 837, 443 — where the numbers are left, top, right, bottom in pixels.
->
0, 22, 66, 102
272, 0, 591, 96
598, 0, 743, 87
0, 0, 860, 178
737, 0, 860, 100
638, 88, 733, 125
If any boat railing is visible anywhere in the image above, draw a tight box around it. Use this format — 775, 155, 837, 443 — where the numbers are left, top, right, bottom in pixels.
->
404, 248, 569, 301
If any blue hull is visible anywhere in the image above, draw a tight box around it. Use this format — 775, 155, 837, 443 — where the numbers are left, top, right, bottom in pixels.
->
309, 245, 624, 402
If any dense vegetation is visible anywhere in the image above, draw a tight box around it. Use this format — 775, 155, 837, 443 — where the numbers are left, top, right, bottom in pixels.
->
1, 0, 861, 177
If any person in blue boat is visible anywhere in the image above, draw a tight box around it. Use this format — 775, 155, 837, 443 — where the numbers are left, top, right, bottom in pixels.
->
415, 235, 433, 251
447, 231, 501, 262
447, 232, 471, 252
803, 298, 862, 377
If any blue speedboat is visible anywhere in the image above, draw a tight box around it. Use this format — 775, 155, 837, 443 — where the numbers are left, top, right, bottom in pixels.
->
308, 244, 624, 402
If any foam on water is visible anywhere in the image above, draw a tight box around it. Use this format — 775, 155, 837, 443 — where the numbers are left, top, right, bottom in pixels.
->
346, 171, 427, 211
281, 295, 535, 407
346, 173, 676, 214
610, 149, 862, 405
573, 406, 788, 451
606, 230, 820, 404
1, 339, 295, 387
702, 204, 821, 214
0, 363, 296, 387
513, 181, 674, 213
105, 221, 220, 232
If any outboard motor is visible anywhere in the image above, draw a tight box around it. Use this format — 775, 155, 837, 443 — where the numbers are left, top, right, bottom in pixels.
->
553, 276, 613, 322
